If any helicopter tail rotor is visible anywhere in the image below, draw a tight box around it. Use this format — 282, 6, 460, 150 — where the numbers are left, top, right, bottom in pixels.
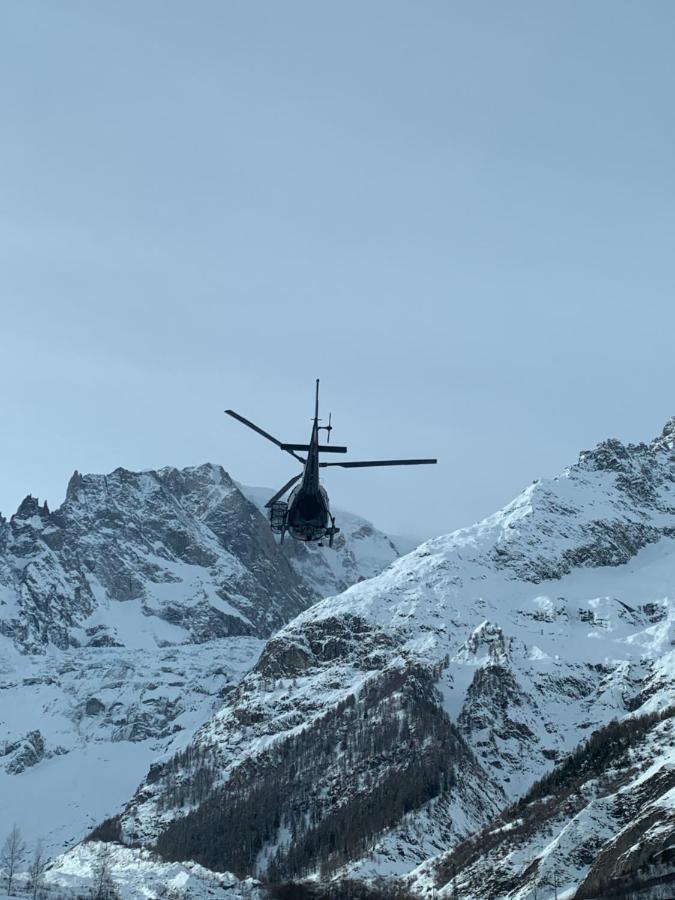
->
318, 411, 333, 444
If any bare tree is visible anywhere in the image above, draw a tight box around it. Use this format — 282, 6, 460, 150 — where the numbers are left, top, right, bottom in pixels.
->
29, 840, 47, 900
90, 843, 119, 900
0, 824, 26, 895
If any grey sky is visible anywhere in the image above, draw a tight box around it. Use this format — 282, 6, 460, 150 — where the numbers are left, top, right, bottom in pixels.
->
1, 1, 674, 539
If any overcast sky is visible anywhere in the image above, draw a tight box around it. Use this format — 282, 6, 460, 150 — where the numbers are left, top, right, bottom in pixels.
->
1, 2, 674, 539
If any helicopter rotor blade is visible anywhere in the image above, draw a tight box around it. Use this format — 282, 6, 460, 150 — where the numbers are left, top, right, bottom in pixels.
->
264, 474, 303, 508
320, 458, 437, 468
225, 410, 306, 464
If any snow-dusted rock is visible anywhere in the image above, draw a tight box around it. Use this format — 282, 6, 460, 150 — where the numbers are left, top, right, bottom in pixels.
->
42, 841, 263, 899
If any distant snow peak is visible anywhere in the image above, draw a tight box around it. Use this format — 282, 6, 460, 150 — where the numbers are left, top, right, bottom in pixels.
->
1, 463, 314, 654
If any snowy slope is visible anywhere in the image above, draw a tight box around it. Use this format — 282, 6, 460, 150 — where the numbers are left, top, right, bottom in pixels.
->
0, 633, 262, 857
115, 421, 675, 888
45, 842, 263, 899
8, 841, 263, 899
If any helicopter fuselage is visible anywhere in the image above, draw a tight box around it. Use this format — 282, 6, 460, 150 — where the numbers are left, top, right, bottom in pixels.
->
286, 416, 331, 542
286, 483, 330, 542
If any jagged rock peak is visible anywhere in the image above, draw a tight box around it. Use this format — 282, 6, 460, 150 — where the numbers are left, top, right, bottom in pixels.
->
578, 416, 675, 471
65, 463, 234, 503
159, 462, 232, 482
156, 462, 236, 494
66, 469, 83, 501
651, 415, 675, 452
12, 494, 49, 521
578, 437, 632, 471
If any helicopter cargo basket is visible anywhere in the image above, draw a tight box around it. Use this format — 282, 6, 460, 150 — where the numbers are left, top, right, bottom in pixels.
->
269, 501, 288, 533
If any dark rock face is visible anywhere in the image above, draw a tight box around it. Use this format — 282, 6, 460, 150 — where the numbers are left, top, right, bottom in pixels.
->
85, 697, 106, 716
459, 665, 537, 760
0, 464, 314, 652
2, 729, 46, 774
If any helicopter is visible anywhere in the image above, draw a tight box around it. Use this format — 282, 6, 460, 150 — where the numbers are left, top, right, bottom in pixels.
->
225, 380, 436, 547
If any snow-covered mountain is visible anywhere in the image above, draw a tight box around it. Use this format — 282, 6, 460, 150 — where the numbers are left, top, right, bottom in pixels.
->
0, 464, 310, 652
0, 463, 399, 858
108, 421, 675, 895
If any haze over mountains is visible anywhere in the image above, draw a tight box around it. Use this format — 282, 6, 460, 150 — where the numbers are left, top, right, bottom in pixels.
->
1, 421, 674, 898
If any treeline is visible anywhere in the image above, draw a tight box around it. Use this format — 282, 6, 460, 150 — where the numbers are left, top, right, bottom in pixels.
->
88, 742, 220, 845
153, 661, 474, 879
268, 879, 415, 899
153, 741, 219, 812
519, 704, 675, 809
575, 854, 675, 900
